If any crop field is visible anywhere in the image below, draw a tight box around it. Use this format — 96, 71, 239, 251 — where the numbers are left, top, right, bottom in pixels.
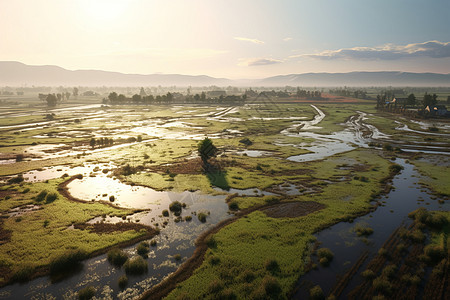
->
0, 95, 448, 299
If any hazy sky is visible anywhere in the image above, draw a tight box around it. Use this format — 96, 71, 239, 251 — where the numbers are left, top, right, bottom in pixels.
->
1, 0, 449, 78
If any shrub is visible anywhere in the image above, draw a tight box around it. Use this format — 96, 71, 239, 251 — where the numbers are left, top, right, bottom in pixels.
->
7, 175, 24, 184
354, 224, 374, 236
150, 240, 157, 247
228, 201, 239, 211
50, 250, 87, 275
162, 210, 169, 217
208, 279, 224, 294
372, 277, 392, 295
389, 164, 403, 174
22, 188, 30, 194
124, 256, 148, 275
381, 264, 397, 279
45, 192, 58, 203
169, 201, 183, 214
409, 230, 425, 243
361, 269, 375, 280
219, 288, 237, 300
78, 286, 96, 300
262, 275, 282, 297
309, 285, 325, 300
209, 256, 220, 266
319, 257, 330, 267
198, 212, 207, 223
107, 248, 128, 267
109, 195, 115, 202
136, 242, 150, 257
317, 248, 334, 261
424, 245, 445, 263
265, 259, 280, 274
118, 275, 128, 289
174, 254, 182, 261
35, 190, 48, 202
241, 270, 255, 283
184, 215, 192, 221
205, 236, 217, 248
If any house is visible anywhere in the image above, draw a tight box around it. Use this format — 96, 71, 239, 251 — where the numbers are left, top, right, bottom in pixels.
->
425, 105, 450, 117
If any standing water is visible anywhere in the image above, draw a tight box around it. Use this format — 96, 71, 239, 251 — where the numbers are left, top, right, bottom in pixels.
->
292, 158, 449, 299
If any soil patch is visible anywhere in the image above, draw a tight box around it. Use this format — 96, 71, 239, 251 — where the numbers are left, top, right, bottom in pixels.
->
261, 201, 325, 218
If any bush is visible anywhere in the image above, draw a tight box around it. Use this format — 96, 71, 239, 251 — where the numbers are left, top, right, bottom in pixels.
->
309, 285, 325, 300
118, 275, 128, 289
262, 275, 282, 297
124, 256, 148, 275
208, 256, 220, 266
35, 190, 48, 202
409, 230, 425, 243
361, 269, 375, 280
205, 236, 217, 248
174, 254, 182, 261
424, 245, 445, 263
389, 164, 403, 174
198, 212, 207, 223
109, 195, 115, 202
319, 257, 330, 267
8, 175, 24, 184
354, 224, 374, 236
241, 270, 255, 283
45, 192, 58, 203
372, 277, 392, 295
381, 264, 397, 279
219, 288, 237, 300
150, 240, 157, 247
78, 286, 96, 300
208, 279, 224, 294
162, 210, 169, 217
184, 215, 192, 221
50, 250, 87, 275
169, 201, 183, 214
317, 248, 334, 261
228, 201, 239, 211
265, 259, 280, 274
136, 242, 150, 257
107, 248, 128, 267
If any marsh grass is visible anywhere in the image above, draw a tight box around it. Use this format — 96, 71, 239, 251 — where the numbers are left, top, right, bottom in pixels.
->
124, 256, 148, 275
107, 248, 128, 267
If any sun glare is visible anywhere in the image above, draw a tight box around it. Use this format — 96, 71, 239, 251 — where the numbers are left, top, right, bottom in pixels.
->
83, 0, 129, 22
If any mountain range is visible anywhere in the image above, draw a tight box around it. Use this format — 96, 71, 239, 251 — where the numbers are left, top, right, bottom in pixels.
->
1, 61, 450, 87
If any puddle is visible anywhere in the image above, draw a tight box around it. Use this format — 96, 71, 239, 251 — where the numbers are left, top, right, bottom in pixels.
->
235, 149, 273, 157
4, 204, 41, 217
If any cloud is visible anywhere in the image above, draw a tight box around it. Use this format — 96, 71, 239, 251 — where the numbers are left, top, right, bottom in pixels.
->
301, 41, 450, 60
234, 37, 265, 44
238, 58, 283, 66
283, 37, 293, 42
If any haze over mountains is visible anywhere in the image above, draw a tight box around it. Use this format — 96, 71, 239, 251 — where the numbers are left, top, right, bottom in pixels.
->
1, 61, 450, 87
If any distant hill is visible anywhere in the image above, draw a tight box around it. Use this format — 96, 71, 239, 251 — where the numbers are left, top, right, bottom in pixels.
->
0, 61, 232, 87
1, 61, 449, 87
257, 71, 450, 87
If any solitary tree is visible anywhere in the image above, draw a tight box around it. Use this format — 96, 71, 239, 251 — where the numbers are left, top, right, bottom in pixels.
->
198, 137, 217, 163
46, 94, 58, 107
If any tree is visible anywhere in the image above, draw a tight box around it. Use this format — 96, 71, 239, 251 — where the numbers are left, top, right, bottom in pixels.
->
447, 95, 450, 104
73, 87, 79, 98
422, 93, 437, 108
139, 87, 146, 97
132, 94, 141, 104
108, 92, 118, 104
89, 138, 96, 148
407, 93, 416, 106
198, 137, 217, 163
46, 94, 58, 107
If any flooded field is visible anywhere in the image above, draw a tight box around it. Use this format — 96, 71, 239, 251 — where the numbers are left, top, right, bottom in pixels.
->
0, 101, 448, 299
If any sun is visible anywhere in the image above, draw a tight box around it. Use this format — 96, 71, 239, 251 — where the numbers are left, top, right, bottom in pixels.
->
82, 0, 129, 22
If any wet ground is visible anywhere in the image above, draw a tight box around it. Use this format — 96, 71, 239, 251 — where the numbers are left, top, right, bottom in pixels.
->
0, 103, 449, 299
